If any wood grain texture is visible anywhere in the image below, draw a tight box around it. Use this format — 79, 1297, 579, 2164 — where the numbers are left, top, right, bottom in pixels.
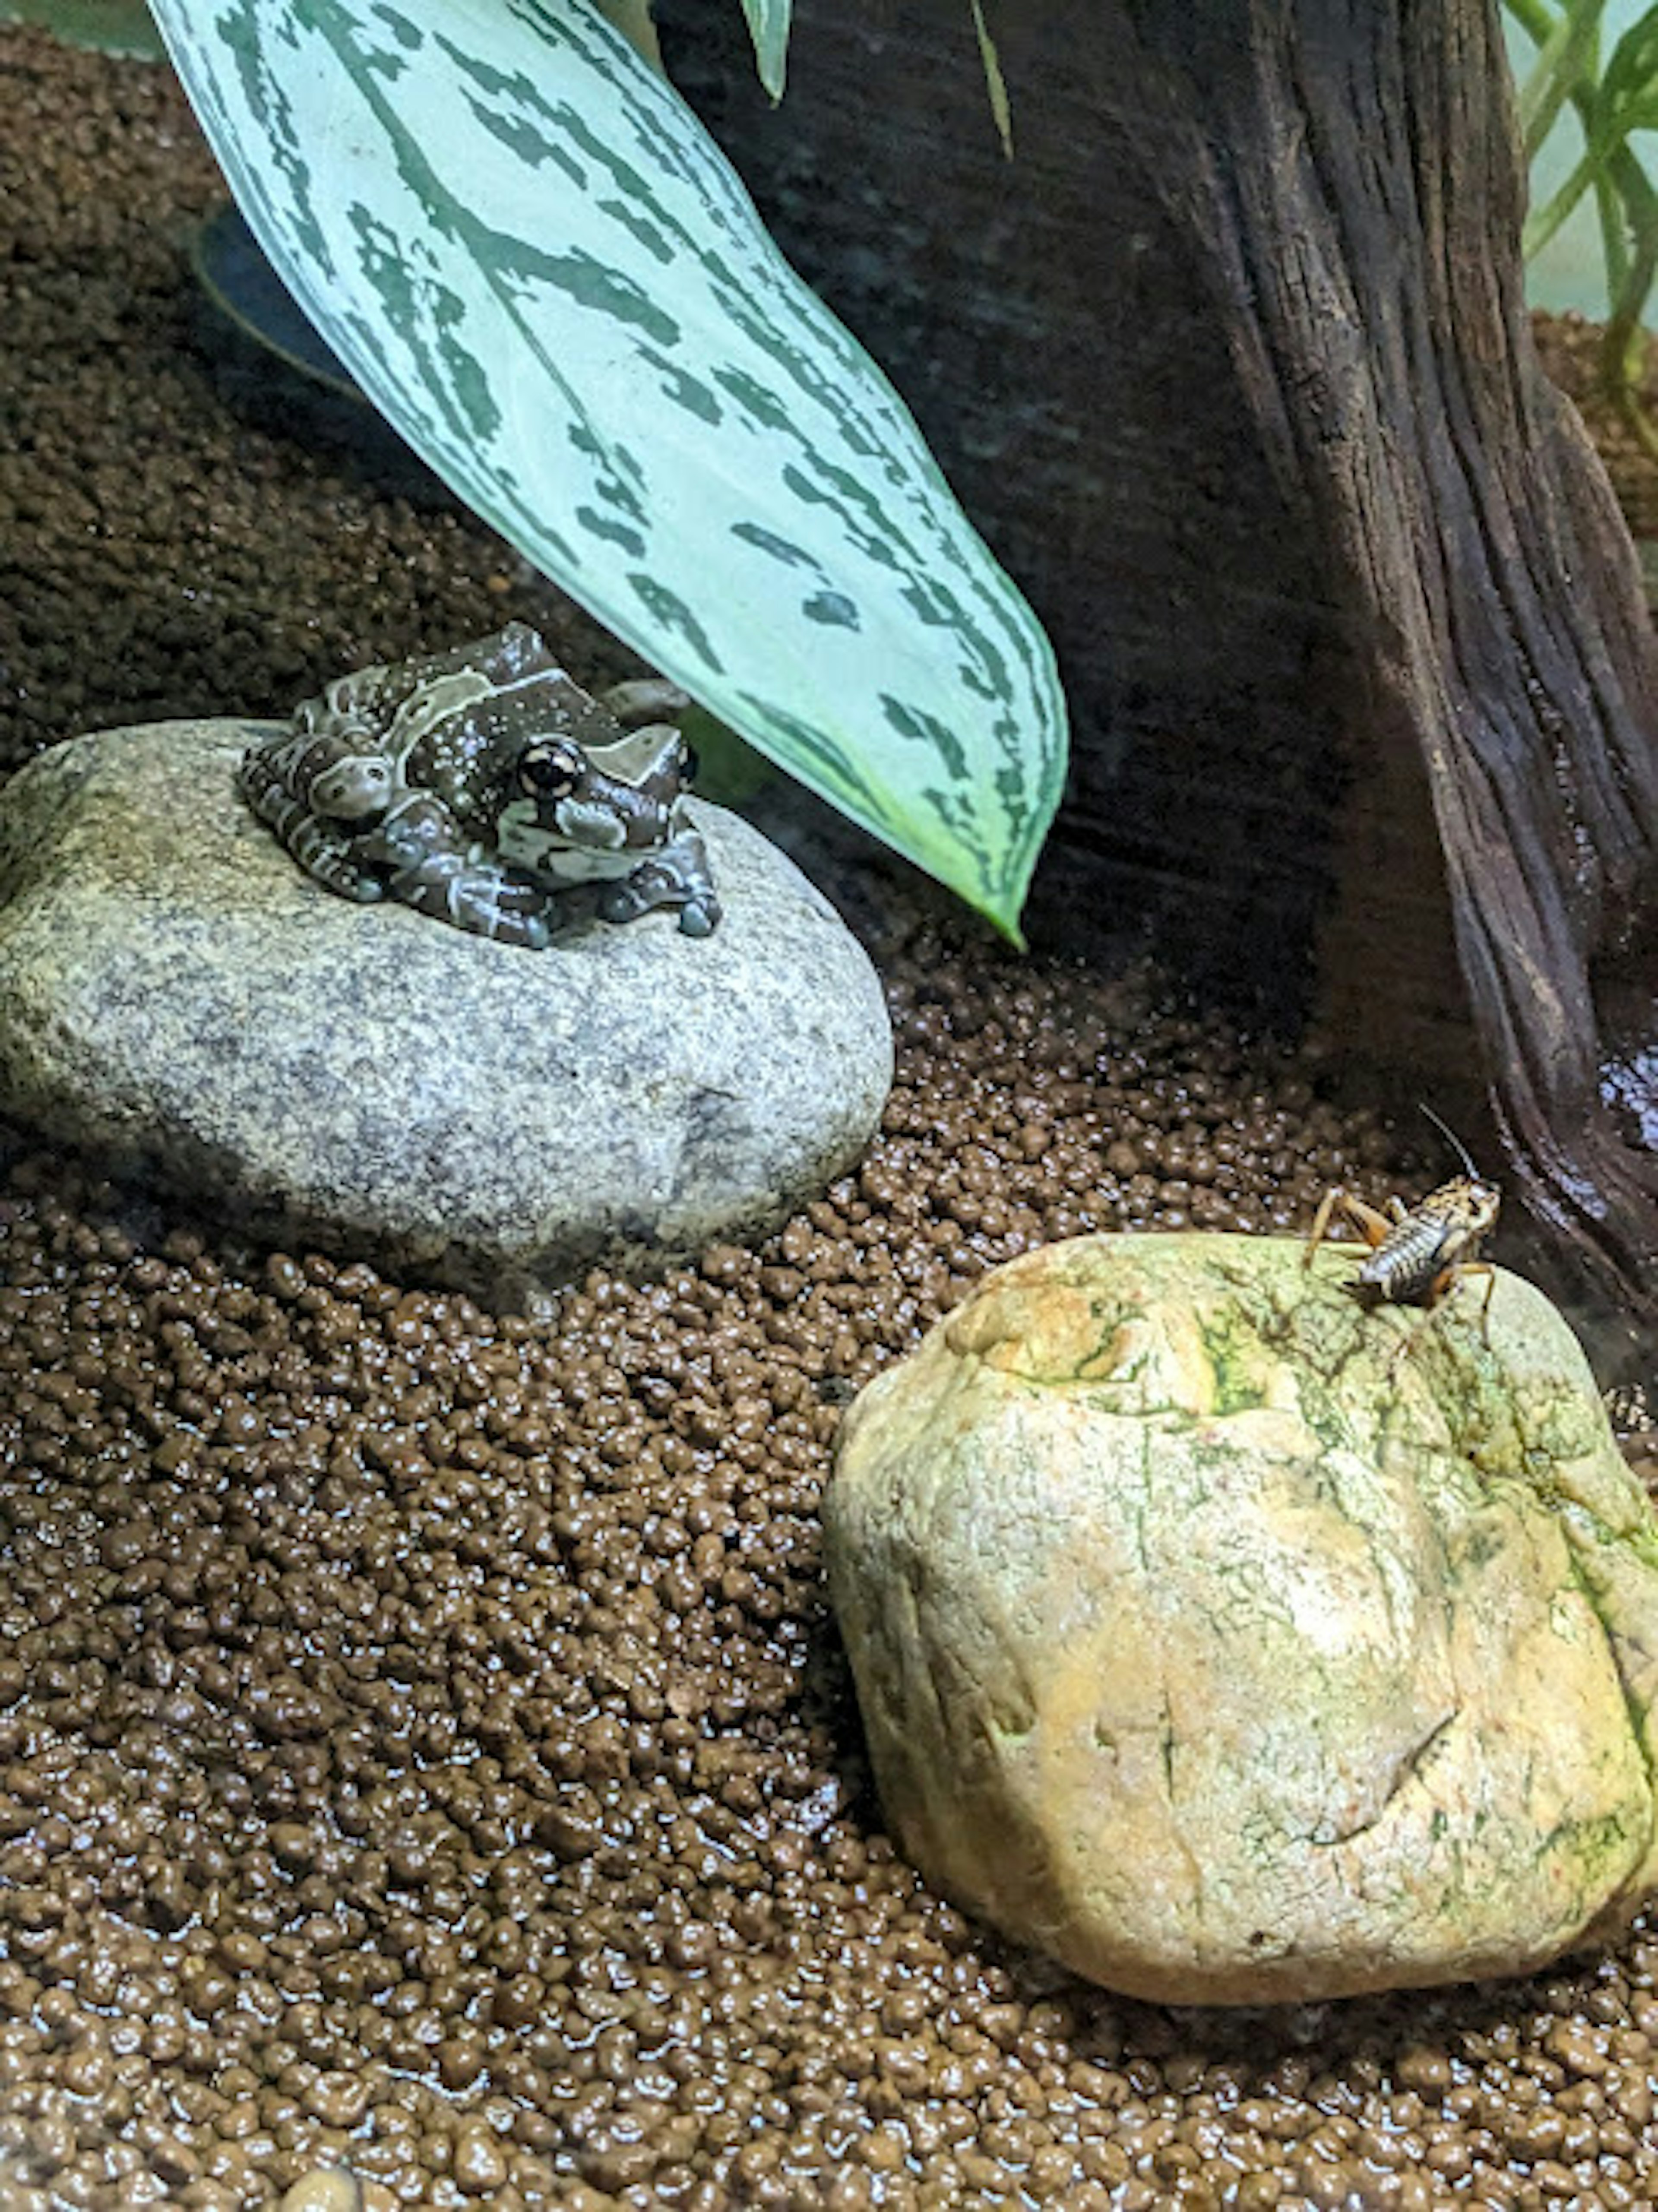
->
1105, 0, 1658, 1335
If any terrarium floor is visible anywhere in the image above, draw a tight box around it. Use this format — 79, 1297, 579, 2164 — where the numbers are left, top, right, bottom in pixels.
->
2, 26, 1657, 2212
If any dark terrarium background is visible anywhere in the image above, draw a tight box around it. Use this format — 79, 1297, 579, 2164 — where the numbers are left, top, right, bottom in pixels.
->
657, 0, 1658, 1378
6, 9, 1658, 2211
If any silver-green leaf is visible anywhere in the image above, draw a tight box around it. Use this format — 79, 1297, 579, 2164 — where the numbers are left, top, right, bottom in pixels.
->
739, 0, 792, 99
147, 0, 1066, 936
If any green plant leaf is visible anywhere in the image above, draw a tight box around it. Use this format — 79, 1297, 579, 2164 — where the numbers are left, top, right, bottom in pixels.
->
147, 0, 1066, 939
738, 0, 791, 100
967, 0, 1013, 158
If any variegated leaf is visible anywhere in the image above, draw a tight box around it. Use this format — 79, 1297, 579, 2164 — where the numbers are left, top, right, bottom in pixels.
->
148, 0, 1066, 935
738, 0, 792, 99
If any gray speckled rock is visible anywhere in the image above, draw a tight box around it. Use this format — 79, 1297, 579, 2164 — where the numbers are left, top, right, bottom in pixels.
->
825, 1232, 1658, 2004
0, 722, 891, 1296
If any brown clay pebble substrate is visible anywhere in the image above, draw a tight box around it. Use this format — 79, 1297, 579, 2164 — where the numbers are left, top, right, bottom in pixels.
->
3, 24, 1658, 2212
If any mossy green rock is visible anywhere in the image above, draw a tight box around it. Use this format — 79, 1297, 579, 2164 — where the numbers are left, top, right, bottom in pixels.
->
824, 1233, 1658, 2003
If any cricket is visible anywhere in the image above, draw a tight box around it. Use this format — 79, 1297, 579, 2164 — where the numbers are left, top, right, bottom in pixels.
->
1302, 1107, 1501, 1339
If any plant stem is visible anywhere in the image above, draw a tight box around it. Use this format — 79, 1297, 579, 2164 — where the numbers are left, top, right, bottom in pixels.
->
1515, 0, 1607, 159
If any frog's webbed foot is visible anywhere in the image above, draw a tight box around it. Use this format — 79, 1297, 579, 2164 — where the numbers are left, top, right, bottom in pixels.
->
403, 863, 555, 948
598, 825, 722, 937
290, 823, 387, 903
600, 676, 691, 730
364, 799, 556, 948
384, 849, 556, 946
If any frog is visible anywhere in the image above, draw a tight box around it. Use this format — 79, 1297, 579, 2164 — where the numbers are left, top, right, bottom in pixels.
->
237, 622, 720, 949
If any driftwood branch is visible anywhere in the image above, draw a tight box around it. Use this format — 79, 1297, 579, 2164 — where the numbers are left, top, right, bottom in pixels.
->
1098, 1, 1658, 1331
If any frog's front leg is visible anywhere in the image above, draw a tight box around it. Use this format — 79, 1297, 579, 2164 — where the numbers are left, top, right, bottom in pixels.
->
364, 796, 557, 949
598, 820, 722, 938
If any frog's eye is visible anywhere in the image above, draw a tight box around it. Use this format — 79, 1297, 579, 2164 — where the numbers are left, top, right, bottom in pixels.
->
518, 742, 583, 798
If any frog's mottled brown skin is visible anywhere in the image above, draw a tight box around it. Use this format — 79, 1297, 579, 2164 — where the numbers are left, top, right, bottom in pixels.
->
238, 623, 720, 949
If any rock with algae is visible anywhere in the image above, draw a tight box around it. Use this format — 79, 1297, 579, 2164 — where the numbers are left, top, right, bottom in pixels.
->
824, 1232, 1658, 2003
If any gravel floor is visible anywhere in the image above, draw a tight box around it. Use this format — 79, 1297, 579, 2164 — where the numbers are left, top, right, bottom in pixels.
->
3, 25, 1658, 2212
1532, 315, 1658, 545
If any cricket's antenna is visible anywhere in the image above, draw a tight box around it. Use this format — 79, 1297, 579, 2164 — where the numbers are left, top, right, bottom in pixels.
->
1418, 1102, 1481, 1181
